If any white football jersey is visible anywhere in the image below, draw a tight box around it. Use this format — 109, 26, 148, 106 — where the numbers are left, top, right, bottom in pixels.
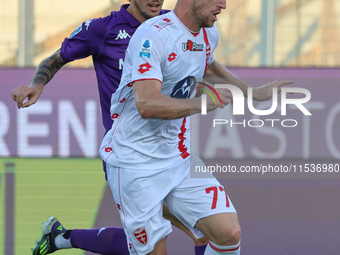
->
100, 10, 219, 170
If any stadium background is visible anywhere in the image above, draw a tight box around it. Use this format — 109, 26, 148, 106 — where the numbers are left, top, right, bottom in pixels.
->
1, 0, 340, 254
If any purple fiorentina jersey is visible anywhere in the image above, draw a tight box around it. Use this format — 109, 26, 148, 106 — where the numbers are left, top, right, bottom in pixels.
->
60, 4, 168, 132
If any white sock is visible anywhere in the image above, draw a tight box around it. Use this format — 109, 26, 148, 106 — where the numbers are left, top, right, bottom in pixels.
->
204, 241, 241, 255
54, 234, 72, 249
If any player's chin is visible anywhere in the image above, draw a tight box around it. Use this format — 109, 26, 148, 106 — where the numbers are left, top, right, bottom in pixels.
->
203, 20, 216, 28
201, 16, 217, 27
146, 10, 161, 18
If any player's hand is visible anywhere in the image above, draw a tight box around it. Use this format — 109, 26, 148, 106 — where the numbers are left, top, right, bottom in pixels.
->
206, 88, 233, 111
11, 84, 44, 109
253, 79, 294, 101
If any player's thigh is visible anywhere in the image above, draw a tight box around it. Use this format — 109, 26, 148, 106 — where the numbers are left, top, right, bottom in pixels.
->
164, 156, 237, 238
148, 237, 167, 255
106, 165, 173, 212
165, 175, 236, 227
106, 164, 172, 254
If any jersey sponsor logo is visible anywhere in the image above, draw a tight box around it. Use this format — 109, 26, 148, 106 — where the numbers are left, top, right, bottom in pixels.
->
70, 25, 82, 38
171, 76, 196, 99
168, 52, 177, 62
182, 40, 204, 52
85, 19, 93, 31
139, 39, 153, 58
133, 227, 148, 245
138, 63, 152, 74
115, 30, 131, 40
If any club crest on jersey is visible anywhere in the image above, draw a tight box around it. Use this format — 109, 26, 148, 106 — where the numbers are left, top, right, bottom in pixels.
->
133, 227, 148, 245
140, 39, 153, 58
182, 40, 204, 52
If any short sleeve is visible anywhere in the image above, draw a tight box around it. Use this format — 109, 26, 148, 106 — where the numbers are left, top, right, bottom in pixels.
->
128, 26, 167, 84
60, 18, 107, 62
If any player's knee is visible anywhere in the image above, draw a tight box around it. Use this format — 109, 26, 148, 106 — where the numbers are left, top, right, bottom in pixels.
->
213, 223, 241, 246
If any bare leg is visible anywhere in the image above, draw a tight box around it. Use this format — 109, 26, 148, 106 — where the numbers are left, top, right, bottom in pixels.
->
195, 213, 241, 254
147, 236, 167, 255
163, 204, 208, 246
195, 213, 241, 246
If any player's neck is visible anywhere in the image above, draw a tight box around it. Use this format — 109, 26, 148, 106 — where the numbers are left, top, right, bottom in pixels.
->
127, 5, 148, 23
174, 4, 200, 32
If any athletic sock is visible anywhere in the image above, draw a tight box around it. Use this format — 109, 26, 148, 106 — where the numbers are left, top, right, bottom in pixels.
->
70, 227, 129, 255
195, 244, 207, 255
54, 231, 72, 249
204, 241, 240, 255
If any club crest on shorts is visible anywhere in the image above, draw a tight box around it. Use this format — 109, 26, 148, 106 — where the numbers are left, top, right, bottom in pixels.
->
133, 227, 148, 245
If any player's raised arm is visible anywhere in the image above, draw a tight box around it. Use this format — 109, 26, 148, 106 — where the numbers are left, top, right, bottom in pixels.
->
11, 49, 66, 109
204, 60, 294, 101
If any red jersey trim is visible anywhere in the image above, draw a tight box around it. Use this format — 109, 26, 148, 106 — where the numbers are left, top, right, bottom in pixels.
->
189, 31, 200, 37
130, 78, 163, 85
202, 28, 211, 74
178, 117, 190, 159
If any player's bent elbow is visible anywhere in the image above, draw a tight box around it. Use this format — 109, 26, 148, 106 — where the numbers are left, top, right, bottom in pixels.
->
138, 109, 151, 119
136, 103, 152, 119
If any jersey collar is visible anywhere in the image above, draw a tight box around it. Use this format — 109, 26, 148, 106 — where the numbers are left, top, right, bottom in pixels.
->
170, 10, 201, 37
120, 4, 142, 27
